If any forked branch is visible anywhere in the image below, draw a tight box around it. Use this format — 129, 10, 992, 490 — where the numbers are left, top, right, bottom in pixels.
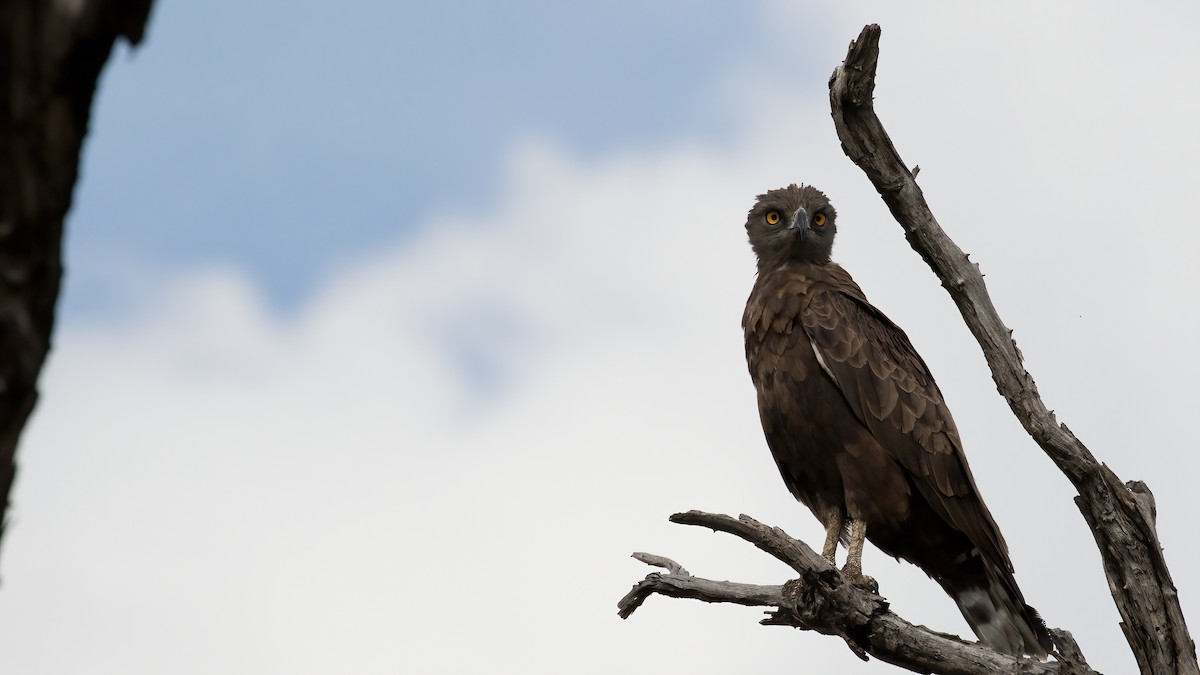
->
619, 23, 1193, 675
828, 23, 1196, 675
619, 511, 1091, 675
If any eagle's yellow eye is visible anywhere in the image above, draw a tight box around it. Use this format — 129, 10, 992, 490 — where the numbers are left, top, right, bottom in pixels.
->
813, 212, 827, 227
765, 210, 781, 225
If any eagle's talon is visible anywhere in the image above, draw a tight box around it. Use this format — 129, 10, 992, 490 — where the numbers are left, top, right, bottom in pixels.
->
852, 573, 879, 594
840, 564, 878, 593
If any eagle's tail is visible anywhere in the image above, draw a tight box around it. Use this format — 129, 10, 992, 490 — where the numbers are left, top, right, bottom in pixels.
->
941, 552, 1053, 658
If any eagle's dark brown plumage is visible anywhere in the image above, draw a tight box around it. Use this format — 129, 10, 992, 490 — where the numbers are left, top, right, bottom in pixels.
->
742, 184, 1052, 657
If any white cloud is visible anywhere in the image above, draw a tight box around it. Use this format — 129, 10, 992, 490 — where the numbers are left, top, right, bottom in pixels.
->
3, 3, 1199, 673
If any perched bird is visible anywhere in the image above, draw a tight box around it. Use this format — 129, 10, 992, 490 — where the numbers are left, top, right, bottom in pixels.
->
741, 184, 1052, 657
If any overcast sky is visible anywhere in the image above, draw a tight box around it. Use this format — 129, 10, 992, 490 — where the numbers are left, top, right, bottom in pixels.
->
1, 2, 1198, 673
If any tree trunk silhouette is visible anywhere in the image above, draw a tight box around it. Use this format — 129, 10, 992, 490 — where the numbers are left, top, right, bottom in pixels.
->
0, 0, 156, 559
619, 24, 1197, 675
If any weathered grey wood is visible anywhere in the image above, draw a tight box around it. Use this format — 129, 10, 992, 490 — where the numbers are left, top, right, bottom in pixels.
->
828, 23, 1197, 675
619, 511, 1093, 675
630, 552, 690, 577
618, 570, 784, 619
618, 23, 1195, 675
669, 510, 824, 577
0, 0, 155, 558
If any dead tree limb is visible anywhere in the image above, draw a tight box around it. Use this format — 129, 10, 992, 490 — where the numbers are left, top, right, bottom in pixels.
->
0, 0, 155, 558
619, 22, 1194, 675
619, 511, 1092, 675
828, 24, 1197, 675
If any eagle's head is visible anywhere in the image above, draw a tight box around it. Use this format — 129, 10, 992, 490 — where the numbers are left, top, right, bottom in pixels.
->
745, 184, 838, 268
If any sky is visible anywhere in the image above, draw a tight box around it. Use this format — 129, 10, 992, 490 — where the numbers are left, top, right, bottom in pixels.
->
1, 2, 1198, 673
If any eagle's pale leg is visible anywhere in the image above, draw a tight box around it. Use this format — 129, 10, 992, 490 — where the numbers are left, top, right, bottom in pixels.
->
821, 511, 844, 563
841, 518, 878, 591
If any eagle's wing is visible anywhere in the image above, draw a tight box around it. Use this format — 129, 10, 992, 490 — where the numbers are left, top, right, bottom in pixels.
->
800, 273, 1010, 570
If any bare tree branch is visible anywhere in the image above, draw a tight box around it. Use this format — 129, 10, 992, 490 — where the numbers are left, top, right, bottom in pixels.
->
617, 566, 783, 620
619, 23, 1192, 675
630, 552, 690, 577
828, 24, 1197, 675
669, 510, 822, 576
0, 0, 156, 560
619, 511, 1094, 675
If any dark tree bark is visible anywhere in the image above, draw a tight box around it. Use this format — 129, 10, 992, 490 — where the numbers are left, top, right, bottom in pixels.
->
620, 512, 1094, 675
0, 0, 156, 558
619, 24, 1197, 675
828, 25, 1197, 675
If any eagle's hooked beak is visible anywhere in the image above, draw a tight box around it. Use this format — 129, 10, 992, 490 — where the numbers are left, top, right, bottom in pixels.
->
790, 207, 809, 238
